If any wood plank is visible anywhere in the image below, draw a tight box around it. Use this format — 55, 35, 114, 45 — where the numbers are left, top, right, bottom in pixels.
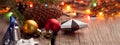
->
0, 15, 10, 44
55, 16, 120, 45
19, 15, 120, 45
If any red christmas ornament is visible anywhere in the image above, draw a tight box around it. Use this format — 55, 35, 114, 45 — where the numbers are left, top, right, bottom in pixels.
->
45, 18, 60, 32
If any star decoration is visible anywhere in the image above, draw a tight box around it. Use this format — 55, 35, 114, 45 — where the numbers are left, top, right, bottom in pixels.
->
16, 38, 39, 45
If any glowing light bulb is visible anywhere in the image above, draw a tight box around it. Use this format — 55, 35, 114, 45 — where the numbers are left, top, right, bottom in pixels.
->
30, 4, 33, 8
67, 5, 70, 10
72, 12, 76, 17
98, 12, 104, 17
28, 2, 34, 8
61, 2, 64, 5
87, 16, 90, 20
118, 12, 120, 15
85, 9, 91, 14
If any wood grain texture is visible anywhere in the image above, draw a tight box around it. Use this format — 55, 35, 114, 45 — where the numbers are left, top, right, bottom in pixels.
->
55, 15, 120, 45
22, 15, 120, 45
0, 15, 10, 43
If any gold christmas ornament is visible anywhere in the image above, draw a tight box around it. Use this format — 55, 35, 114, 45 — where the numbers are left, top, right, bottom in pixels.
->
22, 20, 38, 34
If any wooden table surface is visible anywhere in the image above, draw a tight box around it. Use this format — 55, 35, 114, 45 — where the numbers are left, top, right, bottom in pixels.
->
33, 15, 120, 45
55, 15, 120, 45
17, 15, 120, 45
0, 15, 10, 44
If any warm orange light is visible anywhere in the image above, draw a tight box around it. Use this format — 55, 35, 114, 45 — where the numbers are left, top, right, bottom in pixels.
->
85, 9, 91, 14
6, 7, 10, 10
79, 1, 84, 3
66, 5, 71, 11
98, 16, 105, 20
87, 16, 90, 20
73, 12, 76, 15
118, 12, 120, 15
117, 12, 120, 17
0, 7, 10, 13
98, 12, 104, 17
71, 12, 76, 17
30, 4, 33, 8
5, 7, 10, 12
61, 2, 64, 5
28, 2, 34, 8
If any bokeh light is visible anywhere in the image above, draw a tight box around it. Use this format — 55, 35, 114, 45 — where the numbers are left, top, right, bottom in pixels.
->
28, 2, 34, 8
30, 4, 33, 8
85, 9, 91, 14
0, 7, 10, 13
66, 5, 71, 11
98, 12, 104, 17
79, 1, 84, 3
61, 2, 64, 5
6, 12, 13, 18
118, 12, 120, 16
70, 12, 76, 17
4, 12, 13, 21
87, 16, 90, 20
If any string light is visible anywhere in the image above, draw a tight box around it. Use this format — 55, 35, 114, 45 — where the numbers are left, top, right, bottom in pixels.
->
61, 2, 64, 5
85, 9, 91, 14
66, 5, 71, 11
28, 2, 34, 8
87, 16, 90, 20
98, 12, 104, 17
30, 4, 33, 8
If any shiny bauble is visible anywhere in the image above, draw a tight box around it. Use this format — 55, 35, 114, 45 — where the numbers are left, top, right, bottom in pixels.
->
45, 18, 60, 32
22, 20, 38, 35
